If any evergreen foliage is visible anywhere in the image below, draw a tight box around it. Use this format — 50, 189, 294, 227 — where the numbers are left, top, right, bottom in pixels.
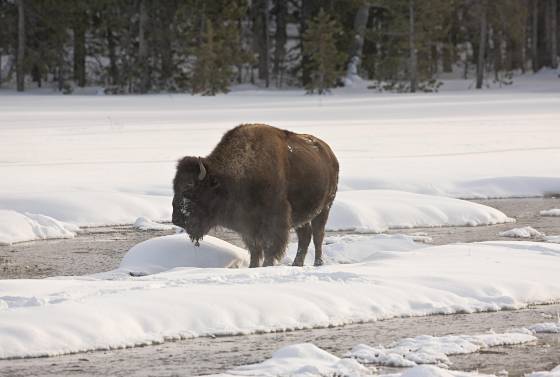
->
303, 9, 346, 94
191, 20, 232, 95
0, 0, 558, 94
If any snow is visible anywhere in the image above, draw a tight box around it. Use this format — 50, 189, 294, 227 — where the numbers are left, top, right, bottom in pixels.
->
541, 209, 560, 217
133, 216, 176, 231
529, 322, 560, 333
209, 343, 371, 377
0, 189, 513, 245
0, 209, 79, 245
1, 238, 559, 359
328, 190, 514, 232
209, 343, 496, 377
545, 236, 560, 244
118, 234, 249, 275
527, 366, 560, 377
283, 234, 427, 265
498, 226, 545, 239
1, 89, 559, 234
347, 331, 536, 368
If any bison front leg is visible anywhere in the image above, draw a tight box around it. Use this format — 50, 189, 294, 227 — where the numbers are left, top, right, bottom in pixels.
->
262, 225, 289, 267
292, 223, 312, 266
243, 237, 263, 268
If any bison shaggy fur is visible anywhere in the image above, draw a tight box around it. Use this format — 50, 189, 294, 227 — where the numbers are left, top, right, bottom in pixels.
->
172, 124, 339, 267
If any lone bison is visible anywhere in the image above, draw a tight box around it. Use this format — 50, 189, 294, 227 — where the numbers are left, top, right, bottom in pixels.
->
172, 124, 339, 267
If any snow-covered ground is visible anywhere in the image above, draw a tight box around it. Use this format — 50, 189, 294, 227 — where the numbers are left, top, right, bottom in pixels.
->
208, 334, 548, 377
529, 322, 560, 333
498, 226, 545, 239
541, 209, 560, 217
1, 78, 560, 241
347, 330, 536, 368
528, 366, 560, 377
0, 209, 79, 245
1, 235, 559, 359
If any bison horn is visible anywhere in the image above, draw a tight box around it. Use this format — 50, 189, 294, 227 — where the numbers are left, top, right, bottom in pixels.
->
198, 158, 207, 180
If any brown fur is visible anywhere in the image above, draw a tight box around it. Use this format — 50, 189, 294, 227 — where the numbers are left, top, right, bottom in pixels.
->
172, 124, 339, 267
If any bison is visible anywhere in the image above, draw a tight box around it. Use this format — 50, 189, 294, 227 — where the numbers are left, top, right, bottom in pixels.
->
172, 124, 339, 267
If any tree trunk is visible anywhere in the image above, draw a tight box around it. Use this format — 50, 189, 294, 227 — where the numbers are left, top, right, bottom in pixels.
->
551, 0, 558, 69
16, 0, 25, 92
346, 2, 370, 80
476, 0, 487, 89
409, 0, 417, 92
532, 0, 539, 72
254, 0, 270, 87
107, 27, 119, 86
273, 0, 287, 87
73, 17, 87, 87
300, 0, 313, 86
138, 0, 149, 93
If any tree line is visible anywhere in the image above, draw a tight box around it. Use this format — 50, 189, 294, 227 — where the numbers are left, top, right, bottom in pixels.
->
0, 0, 558, 94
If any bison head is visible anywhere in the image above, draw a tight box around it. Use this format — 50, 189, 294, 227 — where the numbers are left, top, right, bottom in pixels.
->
172, 157, 223, 245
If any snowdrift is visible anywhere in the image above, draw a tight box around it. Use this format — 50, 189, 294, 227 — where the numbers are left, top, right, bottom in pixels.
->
0, 190, 514, 244
1, 237, 559, 359
0, 209, 78, 245
119, 234, 248, 274
1, 90, 560, 239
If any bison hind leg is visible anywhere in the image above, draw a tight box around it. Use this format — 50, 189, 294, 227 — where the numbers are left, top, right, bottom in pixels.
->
292, 223, 312, 267
311, 208, 331, 267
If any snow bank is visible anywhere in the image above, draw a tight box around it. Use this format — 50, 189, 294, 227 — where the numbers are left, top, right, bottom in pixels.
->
541, 209, 560, 217
529, 322, 560, 333
347, 331, 536, 368
1, 240, 559, 359
133, 217, 176, 231
0, 209, 79, 245
545, 236, 560, 244
210, 343, 371, 377
498, 226, 545, 239
210, 343, 496, 377
119, 234, 249, 274
0, 191, 171, 227
1, 91, 559, 232
527, 366, 560, 377
283, 234, 427, 265
328, 190, 514, 232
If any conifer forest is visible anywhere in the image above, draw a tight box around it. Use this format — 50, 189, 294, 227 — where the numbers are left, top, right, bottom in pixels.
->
0, 0, 558, 94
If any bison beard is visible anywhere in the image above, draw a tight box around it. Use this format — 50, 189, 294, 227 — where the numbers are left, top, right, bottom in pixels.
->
172, 124, 339, 267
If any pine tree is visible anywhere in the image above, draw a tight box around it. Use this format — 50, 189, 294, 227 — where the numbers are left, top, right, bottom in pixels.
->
191, 19, 232, 95
303, 9, 345, 94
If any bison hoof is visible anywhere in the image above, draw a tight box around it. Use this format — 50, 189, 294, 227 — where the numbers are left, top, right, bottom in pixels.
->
292, 259, 304, 267
314, 258, 324, 267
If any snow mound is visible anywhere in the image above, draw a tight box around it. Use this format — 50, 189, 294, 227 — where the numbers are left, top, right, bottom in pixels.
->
283, 234, 427, 265
1, 240, 560, 359
119, 234, 249, 274
529, 322, 560, 333
545, 235, 560, 244
213, 343, 371, 377
211, 343, 496, 377
498, 226, 545, 239
347, 331, 536, 367
0, 209, 79, 245
133, 217, 176, 231
328, 190, 514, 232
540, 209, 560, 217
527, 365, 560, 377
